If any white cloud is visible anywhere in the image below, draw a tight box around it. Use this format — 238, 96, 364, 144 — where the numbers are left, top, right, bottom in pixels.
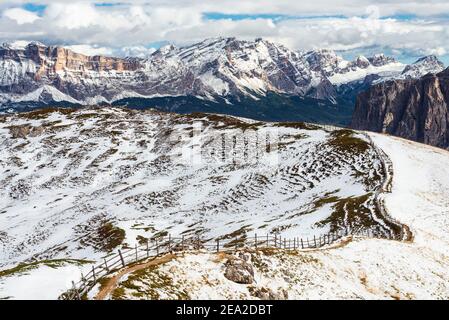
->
64, 44, 114, 56
121, 46, 156, 58
0, 0, 449, 61
4, 0, 449, 18
3, 8, 40, 24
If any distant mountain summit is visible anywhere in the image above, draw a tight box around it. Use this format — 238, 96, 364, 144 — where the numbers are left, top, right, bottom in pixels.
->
400, 55, 445, 79
0, 38, 445, 124
0, 38, 402, 104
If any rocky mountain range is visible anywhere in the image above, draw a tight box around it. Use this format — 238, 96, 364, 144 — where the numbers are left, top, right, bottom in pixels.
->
351, 68, 449, 149
0, 37, 445, 125
0, 38, 397, 104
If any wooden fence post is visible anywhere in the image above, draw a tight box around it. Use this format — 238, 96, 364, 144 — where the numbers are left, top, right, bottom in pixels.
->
168, 234, 171, 251
301, 238, 304, 249
156, 239, 159, 255
72, 281, 81, 300
216, 239, 220, 253
92, 265, 97, 283
104, 258, 109, 272
182, 235, 185, 251
266, 234, 269, 247
255, 234, 258, 249
118, 249, 125, 267
135, 244, 138, 262
283, 239, 286, 249
146, 240, 149, 258
293, 238, 296, 250
314, 235, 317, 248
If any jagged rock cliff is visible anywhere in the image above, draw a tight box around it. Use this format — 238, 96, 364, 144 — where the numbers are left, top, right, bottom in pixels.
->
351, 68, 449, 149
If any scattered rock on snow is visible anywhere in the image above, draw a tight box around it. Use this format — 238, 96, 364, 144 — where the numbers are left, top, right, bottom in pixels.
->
9, 125, 44, 139
9, 179, 31, 199
224, 256, 255, 284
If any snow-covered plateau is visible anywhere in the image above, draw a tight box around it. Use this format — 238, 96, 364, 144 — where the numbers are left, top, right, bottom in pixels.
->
0, 108, 448, 299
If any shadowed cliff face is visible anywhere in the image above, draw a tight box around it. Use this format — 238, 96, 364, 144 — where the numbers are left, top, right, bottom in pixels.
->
351, 68, 449, 149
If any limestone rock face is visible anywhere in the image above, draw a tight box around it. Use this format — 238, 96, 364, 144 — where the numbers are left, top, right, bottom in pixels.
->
351, 68, 449, 149
25, 43, 141, 77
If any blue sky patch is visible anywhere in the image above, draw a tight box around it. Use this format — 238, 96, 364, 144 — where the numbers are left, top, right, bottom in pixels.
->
203, 12, 347, 22
23, 3, 46, 15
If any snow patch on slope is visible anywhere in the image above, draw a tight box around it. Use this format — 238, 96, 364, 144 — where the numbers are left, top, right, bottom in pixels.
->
329, 62, 405, 85
14, 85, 80, 104
369, 133, 449, 255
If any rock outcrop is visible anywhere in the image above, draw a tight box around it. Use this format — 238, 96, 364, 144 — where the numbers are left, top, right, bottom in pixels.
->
9, 124, 45, 138
224, 253, 255, 284
351, 68, 449, 149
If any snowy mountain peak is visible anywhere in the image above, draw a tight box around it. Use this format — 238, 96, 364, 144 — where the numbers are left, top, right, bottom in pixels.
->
325, 53, 403, 85
368, 53, 397, 67
1, 40, 46, 50
154, 44, 177, 56
354, 55, 370, 68
401, 55, 445, 79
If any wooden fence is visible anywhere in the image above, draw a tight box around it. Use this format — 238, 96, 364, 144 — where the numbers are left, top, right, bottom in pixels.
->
364, 133, 412, 241
62, 228, 373, 300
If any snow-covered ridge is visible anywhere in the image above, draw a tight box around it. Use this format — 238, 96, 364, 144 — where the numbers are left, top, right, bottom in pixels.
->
96, 132, 449, 300
400, 55, 445, 79
0, 107, 404, 300
329, 61, 405, 85
372, 55, 446, 84
1, 38, 438, 106
1, 108, 449, 299
305, 50, 405, 86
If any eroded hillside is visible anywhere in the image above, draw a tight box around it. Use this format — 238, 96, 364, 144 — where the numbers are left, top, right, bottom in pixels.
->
0, 108, 400, 275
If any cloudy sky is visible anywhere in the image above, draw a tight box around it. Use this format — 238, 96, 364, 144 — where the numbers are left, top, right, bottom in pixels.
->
1, 0, 449, 64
